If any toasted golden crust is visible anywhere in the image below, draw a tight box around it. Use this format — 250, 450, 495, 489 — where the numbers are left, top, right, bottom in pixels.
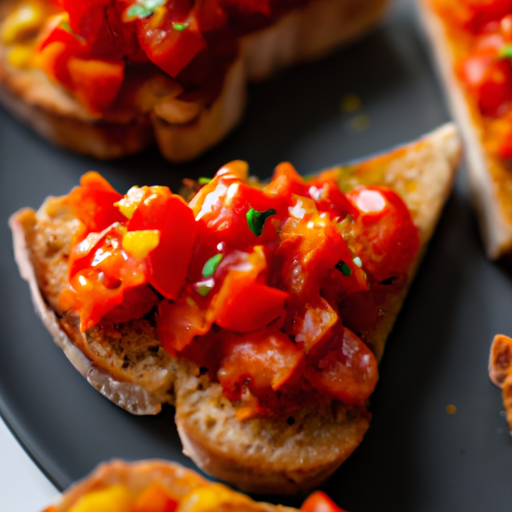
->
489, 334, 512, 432
10, 123, 461, 494
0, 0, 390, 162
418, 0, 512, 260
49, 459, 295, 512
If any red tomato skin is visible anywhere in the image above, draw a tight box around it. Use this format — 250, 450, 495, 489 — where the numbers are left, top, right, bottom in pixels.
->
137, 13, 207, 78
194, 181, 285, 249
345, 187, 419, 283
128, 189, 197, 300
67, 57, 125, 113
305, 326, 378, 405
459, 55, 512, 117
301, 492, 348, 512
217, 328, 305, 402
64, 171, 124, 236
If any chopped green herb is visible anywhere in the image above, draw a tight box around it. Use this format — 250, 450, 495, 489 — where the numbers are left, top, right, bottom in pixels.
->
125, 4, 152, 19
202, 254, 223, 278
172, 21, 189, 31
198, 177, 212, 185
335, 260, 352, 276
195, 278, 214, 296
353, 256, 362, 268
500, 44, 512, 59
246, 208, 276, 237
125, 0, 166, 20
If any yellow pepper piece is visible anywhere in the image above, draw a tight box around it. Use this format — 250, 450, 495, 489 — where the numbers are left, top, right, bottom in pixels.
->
122, 230, 160, 260
1, 1, 45, 45
68, 485, 134, 512
8, 44, 33, 68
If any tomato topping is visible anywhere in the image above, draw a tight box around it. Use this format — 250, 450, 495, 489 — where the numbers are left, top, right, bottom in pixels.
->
301, 492, 348, 512
344, 187, 419, 283
217, 328, 305, 402
305, 327, 378, 405
64, 171, 125, 237
137, 10, 207, 78
133, 482, 178, 512
60, 225, 149, 331
156, 298, 212, 356
210, 247, 288, 332
433, 0, 512, 158
67, 57, 125, 113
59, 163, 418, 416
459, 54, 512, 117
127, 186, 197, 299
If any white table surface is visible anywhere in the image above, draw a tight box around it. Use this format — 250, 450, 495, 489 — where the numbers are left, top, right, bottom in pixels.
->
0, 415, 59, 511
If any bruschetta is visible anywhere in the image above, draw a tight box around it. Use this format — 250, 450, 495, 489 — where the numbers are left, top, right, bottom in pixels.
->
0, 0, 391, 162
10, 123, 461, 494
41, 459, 347, 512
419, 0, 512, 259
489, 334, 512, 430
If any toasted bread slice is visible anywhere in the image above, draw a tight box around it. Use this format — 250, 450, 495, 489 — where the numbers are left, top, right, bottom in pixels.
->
489, 334, 512, 432
0, 0, 390, 162
46, 459, 296, 512
10, 123, 461, 494
418, 0, 512, 260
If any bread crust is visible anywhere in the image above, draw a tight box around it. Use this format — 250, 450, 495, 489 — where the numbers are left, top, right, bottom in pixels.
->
48, 459, 295, 512
489, 334, 512, 432
0, 0, 390, 162
10, 123, 461, 494
418, 0, 512, 260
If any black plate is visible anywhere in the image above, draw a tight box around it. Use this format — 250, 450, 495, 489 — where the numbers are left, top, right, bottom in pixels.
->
1, 1, 512, 510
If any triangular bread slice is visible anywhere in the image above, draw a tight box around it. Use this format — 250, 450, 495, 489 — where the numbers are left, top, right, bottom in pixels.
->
0, 0, 390, 162
10, 123, 461, 494
418, 0, 512, 260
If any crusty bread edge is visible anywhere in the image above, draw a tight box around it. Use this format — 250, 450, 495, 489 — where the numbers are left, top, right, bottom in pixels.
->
9, 208, 164, 415
0, 0, 391, 162
418, 0, 512, 259
489, 334, 512, 433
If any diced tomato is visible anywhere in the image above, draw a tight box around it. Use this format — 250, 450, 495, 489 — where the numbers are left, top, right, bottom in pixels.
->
127, 187, 197, 299
60, 225, 149, 331
305, 327, 378, 405
102, 285, 160, 323
217, 328, 305, 402
264, 162, 310, 200
433, 0, 512, 33
157, 298, 212, 355
459, 54, 512, 117
137, 10, 207, 78
67, 57, 125, 113
301, 492, 348, 512
210, 248, 288, 332
36, 40, 74, 87
345, 187, 419, 283
308, 177, 358, 220
191, 162, 285, 249
133, 482, 178, 512
64, 172, 124, 236
274, 195, 367, 306
293, 298, 339, 355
